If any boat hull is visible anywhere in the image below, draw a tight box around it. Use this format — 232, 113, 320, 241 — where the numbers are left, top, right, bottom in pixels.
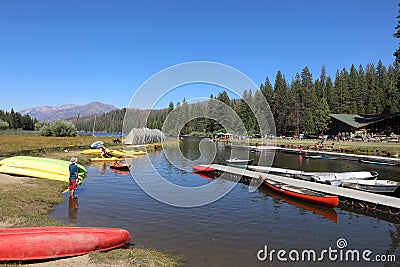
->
0, 156, 87, 176
341, 180, 400, 194
81, 149, 104, 155
226, 159, 253, 165
359, 159, 397, 166
0, 165, 70, 182
192, 165, 215, 173
0, 227, 130, 261
261, 178, 339, 208
90, 141, 104, 149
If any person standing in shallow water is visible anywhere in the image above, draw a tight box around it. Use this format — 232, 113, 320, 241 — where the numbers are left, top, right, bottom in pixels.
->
69, 157, 79, 198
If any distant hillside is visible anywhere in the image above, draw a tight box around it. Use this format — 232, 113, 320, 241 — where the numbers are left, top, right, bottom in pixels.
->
68, 107, 169, 133
19, 102, 117, 122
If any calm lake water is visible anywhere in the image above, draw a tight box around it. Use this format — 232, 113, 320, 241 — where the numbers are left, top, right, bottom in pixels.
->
50, 139, 400, 266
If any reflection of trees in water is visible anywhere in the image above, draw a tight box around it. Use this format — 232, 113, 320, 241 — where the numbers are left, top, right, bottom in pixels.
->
68, 197, 79, 225
387, 224, 400, 255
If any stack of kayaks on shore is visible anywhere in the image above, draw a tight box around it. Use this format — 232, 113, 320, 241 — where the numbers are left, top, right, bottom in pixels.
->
0, 156, 87, 183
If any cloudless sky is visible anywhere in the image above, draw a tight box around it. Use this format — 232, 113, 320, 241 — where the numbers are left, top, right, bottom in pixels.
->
0, 0, 397, 111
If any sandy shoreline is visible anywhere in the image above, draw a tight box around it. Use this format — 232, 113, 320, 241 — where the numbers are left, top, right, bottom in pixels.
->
0, 173, 30, 184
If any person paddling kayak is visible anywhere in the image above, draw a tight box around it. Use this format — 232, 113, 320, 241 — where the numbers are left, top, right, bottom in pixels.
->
101, 145, 109, 158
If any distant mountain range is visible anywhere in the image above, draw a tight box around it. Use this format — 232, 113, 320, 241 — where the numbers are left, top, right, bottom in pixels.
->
19, 102, 117, 122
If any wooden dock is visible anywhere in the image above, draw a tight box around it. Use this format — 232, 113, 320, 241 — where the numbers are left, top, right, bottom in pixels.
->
280, 148, 400, 165
206, 164, 400, 210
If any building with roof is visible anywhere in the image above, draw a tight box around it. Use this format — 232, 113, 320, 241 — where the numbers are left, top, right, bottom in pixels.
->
329, 113, 400, 136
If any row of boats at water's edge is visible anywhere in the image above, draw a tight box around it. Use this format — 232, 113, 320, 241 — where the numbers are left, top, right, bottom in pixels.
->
224, 158, 400, 196
192, 161, 399, 211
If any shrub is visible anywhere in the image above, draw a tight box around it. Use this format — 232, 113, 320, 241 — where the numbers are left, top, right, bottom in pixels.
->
39, 120, 77, 137
0, 119, 9, 130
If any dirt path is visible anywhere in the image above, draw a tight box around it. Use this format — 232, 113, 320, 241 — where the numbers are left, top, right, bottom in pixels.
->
0, 173, 29, 184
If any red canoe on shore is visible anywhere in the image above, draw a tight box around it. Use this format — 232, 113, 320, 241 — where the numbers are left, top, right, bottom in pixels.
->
260, 176, 339, 208
0, 227, 130, 261
192, 165, 216, 173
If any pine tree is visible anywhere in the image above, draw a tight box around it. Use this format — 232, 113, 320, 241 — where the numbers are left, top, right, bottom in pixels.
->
291, 74, 302, 136
168, 101, 174, 113
394, 2, 400, 67
320, 65, 327, 98
300, 66, 317, 134
325, 76, 334, 112
387, 65, 400, 112
260, 77, 274, 107
314, 97, 331, 134
358, 64, 367, 114
9, 109, 16, 129
206, 94, 218, 133
349, 64, 361, 114
237, 90, 255, 135
314, 65, 327, 99
273, 71, 288, 135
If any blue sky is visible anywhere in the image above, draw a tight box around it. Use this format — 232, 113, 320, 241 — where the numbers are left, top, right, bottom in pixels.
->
0, 0, 397, 111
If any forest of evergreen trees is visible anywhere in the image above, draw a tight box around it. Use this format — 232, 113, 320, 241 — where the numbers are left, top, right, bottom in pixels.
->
0, 109, 37, 130
70, 61, 400, 137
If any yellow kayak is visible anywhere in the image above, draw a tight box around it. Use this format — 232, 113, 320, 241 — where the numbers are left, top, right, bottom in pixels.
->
0, 156, 87, 176
2, 162, 72, 177
0, 164, 70, 182
108, 150, 126, 157
108, 150, 142, 158
90, 157, 121, 162
81, 149, 111, 155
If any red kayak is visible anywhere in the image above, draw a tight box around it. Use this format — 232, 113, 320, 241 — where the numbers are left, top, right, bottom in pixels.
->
192, 165, 215, 173
0, 227, 130, 261
260, 176, 338, 208
110, 163, 130, 171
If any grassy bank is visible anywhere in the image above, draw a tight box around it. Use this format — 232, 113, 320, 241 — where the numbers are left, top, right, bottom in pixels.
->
89, 248, 182, 267
0, 136, 182, 267
0, 136, 116, 156
0, 178, 65, 227
0, 176, 181, 266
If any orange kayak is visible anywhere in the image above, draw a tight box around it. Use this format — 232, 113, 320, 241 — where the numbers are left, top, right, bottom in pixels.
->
110, 163, 131, 171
